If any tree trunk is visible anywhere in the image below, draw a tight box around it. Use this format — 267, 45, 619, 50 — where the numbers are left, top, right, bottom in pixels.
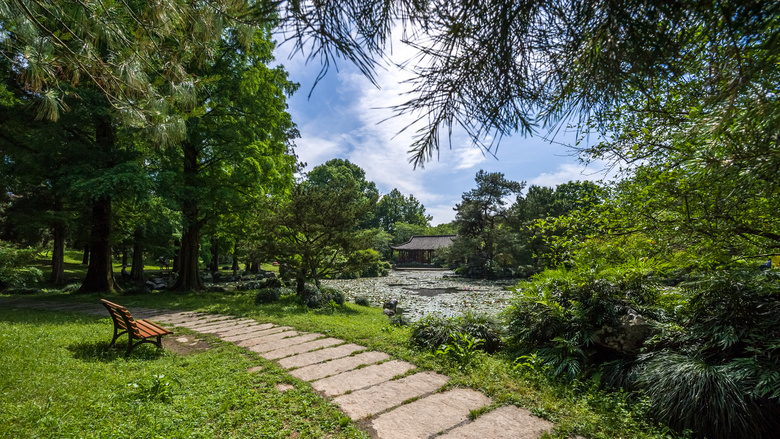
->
130, 228, 145, 282
121, 245, 128, 267
172, 222, 203, 290
172, 136, 204, 291
210, 237, 219, 272
79, 196, 119, 293
49, 211, 65, 285
250, 260, 258, 274
172, 239, 181, 273
82, 244, 90, 265
231, 255, 239, 273
79, 110, 119, 294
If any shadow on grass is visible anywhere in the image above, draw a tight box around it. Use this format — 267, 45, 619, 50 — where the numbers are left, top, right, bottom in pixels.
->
67, 340, 166, 362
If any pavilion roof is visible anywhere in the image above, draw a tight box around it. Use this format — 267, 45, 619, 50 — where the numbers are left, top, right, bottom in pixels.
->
390, 235, 457, 251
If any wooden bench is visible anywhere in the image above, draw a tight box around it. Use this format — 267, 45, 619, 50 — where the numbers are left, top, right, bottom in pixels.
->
100, 299, 172, 356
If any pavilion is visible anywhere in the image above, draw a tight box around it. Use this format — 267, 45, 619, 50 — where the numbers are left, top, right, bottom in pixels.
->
390, 235, 457, 264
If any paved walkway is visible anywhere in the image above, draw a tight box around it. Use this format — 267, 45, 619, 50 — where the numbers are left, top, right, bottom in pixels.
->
5, 299, 555, 439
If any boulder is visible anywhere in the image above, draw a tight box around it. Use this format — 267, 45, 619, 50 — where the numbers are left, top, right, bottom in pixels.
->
383, 299, 398, 316
593, 311, 657, 355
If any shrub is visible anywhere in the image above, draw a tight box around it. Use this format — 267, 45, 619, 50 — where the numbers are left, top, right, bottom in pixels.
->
410, 313, 502, 353
300, 284, 323, 308
410, 314, 458, 351
320, 286, 345, 305
634, 351, 780, 439
354, 295, 371, 307
300, 284, 345, 309
255, 287, 290, 304
459, 312, 503, 353
0, 242, 43, 289
435, 333, 485, 366
389, 314, 409, 327
627, 270, 780, 439
504, 266, 662, 378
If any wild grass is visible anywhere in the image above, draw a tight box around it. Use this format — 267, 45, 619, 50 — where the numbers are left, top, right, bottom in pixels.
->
9, 289, 680, 438
0, 307, 367, 439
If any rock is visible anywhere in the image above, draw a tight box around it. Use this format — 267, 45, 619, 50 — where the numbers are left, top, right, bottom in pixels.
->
383, 299, 398, 313
593, 311, 657, 355
383, 308, 395, 317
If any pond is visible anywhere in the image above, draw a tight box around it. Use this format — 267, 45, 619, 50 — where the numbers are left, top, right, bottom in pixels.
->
321, 269, 519, 321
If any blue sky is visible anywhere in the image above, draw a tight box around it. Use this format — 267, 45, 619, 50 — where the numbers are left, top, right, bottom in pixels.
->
274, 41, 607, 225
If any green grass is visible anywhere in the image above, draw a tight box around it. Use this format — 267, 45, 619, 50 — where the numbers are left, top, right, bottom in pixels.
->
7, 289, 679, 438
29, 249, 279, 287
0, 307, 367, 439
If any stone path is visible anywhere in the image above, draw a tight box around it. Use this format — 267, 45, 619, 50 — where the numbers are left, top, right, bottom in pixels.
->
4, 299, 555, 439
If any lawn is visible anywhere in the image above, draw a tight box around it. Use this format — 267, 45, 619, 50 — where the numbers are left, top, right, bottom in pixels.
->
0, 307, 365, 439
4, 288, 677, 439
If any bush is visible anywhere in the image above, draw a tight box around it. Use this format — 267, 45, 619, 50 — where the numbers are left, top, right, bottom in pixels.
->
389, 314, 409, 327
300, 284, 345, 308
410, 314, 458, 351
255, 287, 291, 304
634, 351, 780, 439
354, 295, 371, 307
504, 266, 662, 378
360, 260, 391, 277
0, 242, 43, 289
410, 313, 502, 353
627, 270, 780, 439
320, 286, 345, 305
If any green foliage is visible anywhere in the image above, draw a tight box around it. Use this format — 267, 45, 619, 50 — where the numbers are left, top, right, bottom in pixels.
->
505, 265, 662, 378
354, 295, 371, 307
126, 374, 181, 403
389, 314, 409, 327
255, 287, 291, 304
435, 333, 485, 367
256, 161, 379, 286
301, 285, 345, 309
319, 287, 345, 306
374, 188, 431, 232
0, 242, 43, 289
634, 352, 779, 439
410, 313, 502, 353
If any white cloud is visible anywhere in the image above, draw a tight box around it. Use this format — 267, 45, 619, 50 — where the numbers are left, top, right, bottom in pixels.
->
294, 133, 347, 171
528, 162, 611, 188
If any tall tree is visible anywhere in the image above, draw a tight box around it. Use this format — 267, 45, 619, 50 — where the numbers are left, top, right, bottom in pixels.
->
453, 170, 524, 275
375, 188, 431, 232
158, 28, 297, 291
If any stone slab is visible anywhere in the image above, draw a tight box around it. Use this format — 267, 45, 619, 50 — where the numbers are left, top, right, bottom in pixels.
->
332, 371, 450, 420
243, 332, 323, 352
288, 351, 390, 382
222, 326, 291, 343
437, 405, 554, 439
214, 323, 275, 337
177, 316, 237, 328
369, 389, 491, 439
150, 312, 206, 324
310, 359, 415, 397
163, 315, 224, 326
278, 343, 366, 370
261, 337, 343, 360
186, 319, 257, 332
234, 328, 298, 346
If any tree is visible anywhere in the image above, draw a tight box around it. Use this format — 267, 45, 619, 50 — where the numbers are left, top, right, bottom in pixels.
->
158, 28, 297, 291
260, 174, 378, 292
452, 170, 524, 276
375, 189, 431, 232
